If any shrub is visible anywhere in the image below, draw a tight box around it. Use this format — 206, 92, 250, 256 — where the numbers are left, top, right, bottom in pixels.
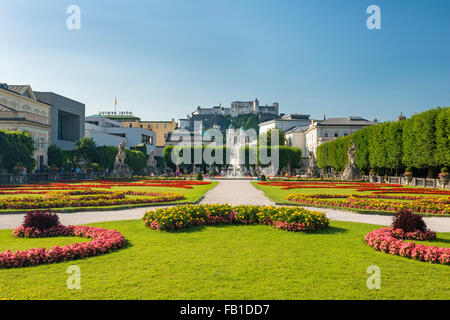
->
23, 211, 61, 232
196, 172, 203, 181
260, 174, 267, 181
442, 167, 449, 173
392, 210, 427, 233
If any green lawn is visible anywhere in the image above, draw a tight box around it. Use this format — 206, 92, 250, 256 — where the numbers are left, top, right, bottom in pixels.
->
0, 219, 449, 300
0, 182, 218, 214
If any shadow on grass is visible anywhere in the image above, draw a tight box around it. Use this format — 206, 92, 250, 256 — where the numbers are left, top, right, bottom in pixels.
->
426, 238, 450, 246
165, 223, 349, 235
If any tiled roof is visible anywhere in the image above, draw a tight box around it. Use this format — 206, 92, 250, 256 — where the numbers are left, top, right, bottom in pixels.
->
317, 117, 376, 126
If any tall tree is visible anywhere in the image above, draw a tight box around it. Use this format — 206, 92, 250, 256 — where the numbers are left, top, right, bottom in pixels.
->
435, 107, 450, 167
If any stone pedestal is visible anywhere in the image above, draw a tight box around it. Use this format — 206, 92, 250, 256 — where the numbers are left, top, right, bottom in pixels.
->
342, 163, 361, 181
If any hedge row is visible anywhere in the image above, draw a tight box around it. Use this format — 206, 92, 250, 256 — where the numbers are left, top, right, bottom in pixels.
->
316, 107, 450, 176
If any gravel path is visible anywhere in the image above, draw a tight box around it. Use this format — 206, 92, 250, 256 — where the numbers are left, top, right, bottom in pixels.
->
0, 180, 449, 232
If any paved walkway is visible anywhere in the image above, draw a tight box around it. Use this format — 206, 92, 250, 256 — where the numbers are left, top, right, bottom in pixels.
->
200, 180, 275, 206
0, 180, 449, 232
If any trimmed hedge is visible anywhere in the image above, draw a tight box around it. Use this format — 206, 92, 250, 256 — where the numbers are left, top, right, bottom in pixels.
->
316, 107, 450, 177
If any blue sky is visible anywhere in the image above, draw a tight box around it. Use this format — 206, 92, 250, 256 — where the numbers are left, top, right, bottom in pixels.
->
0, 0, 449, 122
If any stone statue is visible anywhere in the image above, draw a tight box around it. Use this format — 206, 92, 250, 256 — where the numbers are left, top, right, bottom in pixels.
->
348, 143, 357, 165
145, 149, 157, 175
111, 140, 132, 178
306, 152, 319, 178
342, 142, 361, 181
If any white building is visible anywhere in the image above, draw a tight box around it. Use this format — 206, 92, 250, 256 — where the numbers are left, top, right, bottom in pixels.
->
85, 115, 156, 154
0, 84, 52, 169
285, 116, 377, 158
258, 114, 312, 136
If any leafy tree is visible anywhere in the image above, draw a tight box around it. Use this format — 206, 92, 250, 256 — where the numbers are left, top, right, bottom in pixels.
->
48, 145, 64, 167
0, 130, 36, 171
402, 108, 441, 177
368, 122, 388, 173
385, 121, 404, 175
435, 107, 450, 167
75, 137, 98, 163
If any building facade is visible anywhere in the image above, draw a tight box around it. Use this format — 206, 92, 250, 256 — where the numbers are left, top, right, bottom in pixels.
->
285, 117, 377, 158
191, 99, 279, 118
258, 114, 312, 136
304, 117, 377, 155
0, 84, 52, 169
121, 119, 177, 147
85, 115, 156, 154
34, 92, 85, 150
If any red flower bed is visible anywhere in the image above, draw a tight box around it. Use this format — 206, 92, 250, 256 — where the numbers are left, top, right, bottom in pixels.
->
365, 227, 449, 265
0, 189, 184, 210
0, 224, 126, 269
259, 181, 450, 196
286, 193, 450, 215
0, 179, 211, 193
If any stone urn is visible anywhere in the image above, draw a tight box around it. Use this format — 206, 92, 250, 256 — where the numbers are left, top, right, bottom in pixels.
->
404, 173, 413, 184
439, 175, 449, 186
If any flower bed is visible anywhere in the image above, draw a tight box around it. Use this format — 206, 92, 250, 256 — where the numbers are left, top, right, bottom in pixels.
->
0, 225, 126, 269
143, 204, 330, 232
259, 181, 450, 196
286, 193, 450, 215
0, 180, 211, 193
0, 190, 184, 210
364, 227, 449, 265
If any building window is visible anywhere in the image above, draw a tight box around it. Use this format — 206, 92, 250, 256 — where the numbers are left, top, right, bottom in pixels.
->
58, 113, 63, 140
129, 124, 132, 128
344, 133, 348, 136
324, 132, 329, 138
334, 133, 338, 137
164, 124, 167, 129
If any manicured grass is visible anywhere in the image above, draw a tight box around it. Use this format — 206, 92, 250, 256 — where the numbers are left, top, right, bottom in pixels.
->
0, 182, 218, 214
0, 219, 449, 300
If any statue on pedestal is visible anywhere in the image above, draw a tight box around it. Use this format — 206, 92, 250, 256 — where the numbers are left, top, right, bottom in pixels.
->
145, 149, 157, 175
342, 142, 361, 181
306, 152, 319, 178
111, 140, 132, 179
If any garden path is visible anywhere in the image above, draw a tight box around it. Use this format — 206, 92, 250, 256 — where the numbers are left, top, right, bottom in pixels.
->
0, 180, 449, 232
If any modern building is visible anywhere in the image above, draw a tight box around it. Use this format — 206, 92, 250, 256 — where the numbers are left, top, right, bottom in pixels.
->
0, 83, 52, 169
34, 92, 85, 150
258, 114, 312, 136
85, 115, 156, 154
